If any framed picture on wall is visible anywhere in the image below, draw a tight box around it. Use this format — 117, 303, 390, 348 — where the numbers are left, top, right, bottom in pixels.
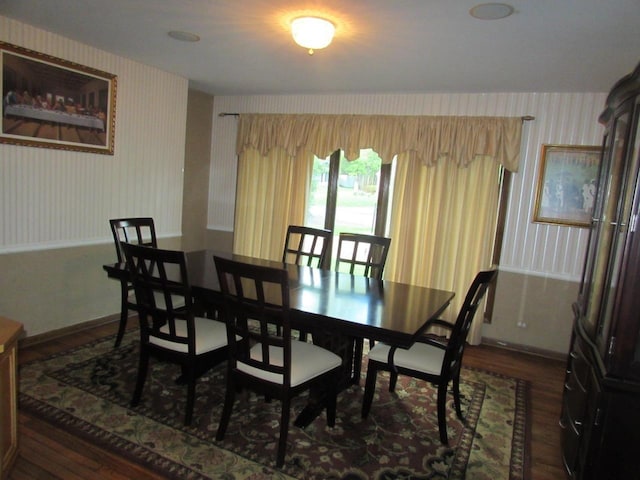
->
1, 41, 116, 155
533, 144, 602, 227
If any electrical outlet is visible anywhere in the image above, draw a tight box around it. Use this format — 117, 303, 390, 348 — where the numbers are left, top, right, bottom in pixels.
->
517, 321, 527, 328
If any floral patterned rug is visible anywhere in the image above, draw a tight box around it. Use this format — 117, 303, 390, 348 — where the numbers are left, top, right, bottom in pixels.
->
19, 330, 530, 479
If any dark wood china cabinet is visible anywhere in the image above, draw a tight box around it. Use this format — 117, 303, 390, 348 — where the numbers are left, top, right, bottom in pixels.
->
561, 61, 640, 479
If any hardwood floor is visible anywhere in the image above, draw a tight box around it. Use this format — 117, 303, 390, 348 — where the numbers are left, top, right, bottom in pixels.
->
9, 321, 568, 479
464, 344, 568, 480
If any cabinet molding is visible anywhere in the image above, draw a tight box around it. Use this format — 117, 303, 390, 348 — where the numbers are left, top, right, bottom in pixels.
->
0, 316, 23, 480
561, 62, 640, 480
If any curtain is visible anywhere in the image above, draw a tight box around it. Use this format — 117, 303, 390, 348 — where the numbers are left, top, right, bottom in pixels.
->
232, 113, 522, 339
237, 114, 522, 171
385, 153, 501, 344
233, 147, 314, 260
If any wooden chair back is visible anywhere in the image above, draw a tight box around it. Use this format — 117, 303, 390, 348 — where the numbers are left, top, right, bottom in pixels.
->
109, 217, 158, 347
110, 217, 157, 263
214, 256, 292, 386
282, 225, 332, 269
122, 243, 195, 354
335, 232, 391, 280
441, 269, 498, 379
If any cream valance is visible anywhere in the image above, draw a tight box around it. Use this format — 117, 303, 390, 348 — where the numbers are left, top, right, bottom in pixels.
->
236, 114, 522, 172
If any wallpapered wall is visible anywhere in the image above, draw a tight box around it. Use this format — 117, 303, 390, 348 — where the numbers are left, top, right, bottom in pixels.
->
0, 13, 618, 353
208, 92, 607, 281
206, 92, 609, 354
0, 16, 187, 253
0, 16, 188, 336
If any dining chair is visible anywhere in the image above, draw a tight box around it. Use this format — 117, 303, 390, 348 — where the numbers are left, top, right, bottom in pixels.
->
335, 232, 391, 280
122, 243, 228, 426
335, 232, 391, 382
282, 225, 332, 269
361, 269, 498, 444
109, 217, 158, 348
214, 255, 342, 468
281, 225, 332, 340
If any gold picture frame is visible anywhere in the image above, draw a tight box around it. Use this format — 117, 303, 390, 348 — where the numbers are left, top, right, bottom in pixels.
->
533, 144, 602, 227
1, 41, 116, 155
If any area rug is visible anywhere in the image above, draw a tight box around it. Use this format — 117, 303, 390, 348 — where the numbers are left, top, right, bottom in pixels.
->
19, 330, 530, 479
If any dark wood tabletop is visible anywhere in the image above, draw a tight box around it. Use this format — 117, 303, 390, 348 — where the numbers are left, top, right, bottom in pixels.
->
104, 249, 455, 348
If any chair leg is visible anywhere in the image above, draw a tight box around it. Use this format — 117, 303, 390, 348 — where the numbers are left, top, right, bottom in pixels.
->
175, 365, 188, 385
452, 374, 464, 420
437, 382, 449, 444
216, 376, 236, 441
184, 368, 196, 426
114, 282, 129, 348
361, 362, 378, 418
389, 371, 398, 392
325, 377, 337, 427
352, 338, 364, 384
131, 349, 149, 407
276, 398, 291, 467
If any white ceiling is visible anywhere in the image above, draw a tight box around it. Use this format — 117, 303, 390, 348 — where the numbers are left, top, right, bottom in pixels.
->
1, 0, 639, 96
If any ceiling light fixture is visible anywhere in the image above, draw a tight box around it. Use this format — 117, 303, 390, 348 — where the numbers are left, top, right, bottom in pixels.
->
168, 31, 200, 42
291, 16, 335, 55
469, 3, 514, 20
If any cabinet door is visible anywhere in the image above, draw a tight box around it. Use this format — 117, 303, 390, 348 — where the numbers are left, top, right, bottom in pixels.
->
608, 103, 640, 379
560, 328, 592, 477
582, 108, 632, 349
593, 389, 640, 480
578, 367, 604, 480
0, 337, 19, 478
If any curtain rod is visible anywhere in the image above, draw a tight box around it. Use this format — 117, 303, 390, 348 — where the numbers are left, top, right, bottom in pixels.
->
219, 112, 535, 121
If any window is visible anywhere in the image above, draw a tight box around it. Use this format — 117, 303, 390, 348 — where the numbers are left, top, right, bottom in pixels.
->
305, 149, 393, 264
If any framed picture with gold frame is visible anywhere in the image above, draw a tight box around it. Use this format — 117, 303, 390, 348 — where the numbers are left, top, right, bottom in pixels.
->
533, 144, 602, 227
1, 41, 116, 155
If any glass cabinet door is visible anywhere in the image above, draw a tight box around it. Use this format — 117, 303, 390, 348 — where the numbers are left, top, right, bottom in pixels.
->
609, 105, 640, 377
598, 109, 640, 361
583, 110, 631, 354
579, 133, 609, 329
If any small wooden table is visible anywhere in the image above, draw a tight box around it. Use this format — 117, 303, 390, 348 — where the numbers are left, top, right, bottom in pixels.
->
0, 316, 23, 480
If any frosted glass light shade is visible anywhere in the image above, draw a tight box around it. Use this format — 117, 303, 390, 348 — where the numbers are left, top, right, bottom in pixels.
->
291, 16, 335, 54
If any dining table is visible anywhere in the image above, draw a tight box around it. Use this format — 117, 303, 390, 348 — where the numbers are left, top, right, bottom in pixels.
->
103, 248, 455, 427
